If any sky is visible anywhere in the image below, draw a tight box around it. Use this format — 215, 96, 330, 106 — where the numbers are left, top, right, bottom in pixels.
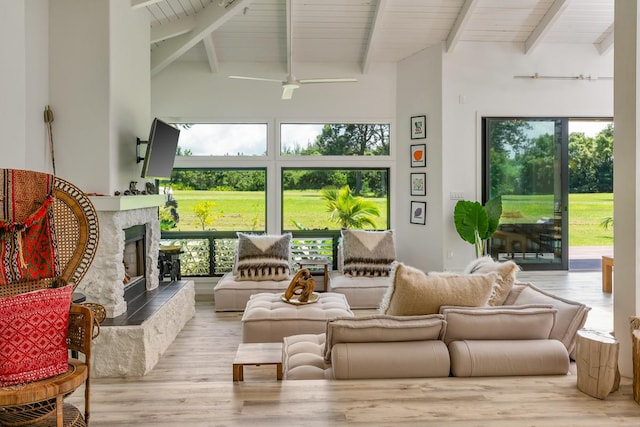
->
175, 123, 324, 156
174, 120, 612, 156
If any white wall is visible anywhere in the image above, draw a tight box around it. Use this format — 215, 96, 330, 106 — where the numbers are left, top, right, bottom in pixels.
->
395, 45, 445, 272
440, 42, 613, 270
50, 0, 149, 195
0, 0, 49, 172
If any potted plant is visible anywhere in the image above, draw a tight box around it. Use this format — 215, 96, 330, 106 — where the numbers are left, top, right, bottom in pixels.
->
454, 196, 502, 258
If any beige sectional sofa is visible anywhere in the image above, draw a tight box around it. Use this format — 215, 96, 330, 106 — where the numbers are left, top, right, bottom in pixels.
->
282, 277, 589, 380
223, 284, 574, 379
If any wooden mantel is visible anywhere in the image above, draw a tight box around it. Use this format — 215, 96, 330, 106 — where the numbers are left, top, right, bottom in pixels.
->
88, 195, 164, 212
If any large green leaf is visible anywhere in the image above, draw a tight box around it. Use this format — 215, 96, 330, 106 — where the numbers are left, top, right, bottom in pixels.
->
482, 196, 503, 240
453, 200, 488, 244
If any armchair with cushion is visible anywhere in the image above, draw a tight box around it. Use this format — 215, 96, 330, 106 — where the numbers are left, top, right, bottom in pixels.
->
0, 169, 102, 426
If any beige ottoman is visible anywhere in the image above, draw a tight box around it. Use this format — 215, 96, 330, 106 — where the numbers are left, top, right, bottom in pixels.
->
241, 292, 354, 343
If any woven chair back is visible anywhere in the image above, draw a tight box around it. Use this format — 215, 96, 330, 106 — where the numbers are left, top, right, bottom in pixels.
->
0, 170, 99, 298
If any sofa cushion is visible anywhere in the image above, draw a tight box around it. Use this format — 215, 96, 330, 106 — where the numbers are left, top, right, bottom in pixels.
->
332, 341, 450, 379
440, 305, 557, 345
282, 333, 333, 380
234, 232, 292, 281
341, 229, 396, 277
380, 263, 495, 316
502, 282, 590, 356
448, 339, 570, 377
324, 314, 445, 361
463, 256, 520, 306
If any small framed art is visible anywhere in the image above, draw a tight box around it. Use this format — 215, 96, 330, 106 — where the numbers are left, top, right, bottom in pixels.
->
411, 144, 426, 168
410, 201, 426, 225
410, 173, 426, 196
411, 115, 426, 139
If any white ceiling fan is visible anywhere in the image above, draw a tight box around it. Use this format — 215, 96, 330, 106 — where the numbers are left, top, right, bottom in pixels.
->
228, 0, 358, 100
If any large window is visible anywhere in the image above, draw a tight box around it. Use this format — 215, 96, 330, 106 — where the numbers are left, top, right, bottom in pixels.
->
282, 168, 389, 231
280, 123, 390, 156
160, 169, 266, 232
176, 123, 267, 156
161, 120, 394, 276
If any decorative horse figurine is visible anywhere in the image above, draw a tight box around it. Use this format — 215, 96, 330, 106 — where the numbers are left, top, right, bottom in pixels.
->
283, 268, 316, 303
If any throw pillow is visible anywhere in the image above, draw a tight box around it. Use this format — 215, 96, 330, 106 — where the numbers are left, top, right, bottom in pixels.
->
234, 232, 292, 281
463, 256, 520, 306
379, 263, 496, 316
0, 284, 73, 386
324, 314, 446, 361
341, 229, 396, 277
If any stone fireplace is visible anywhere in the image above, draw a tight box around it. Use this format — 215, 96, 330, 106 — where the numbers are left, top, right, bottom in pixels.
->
79, 196, 162, 318
80, 195, 195, 377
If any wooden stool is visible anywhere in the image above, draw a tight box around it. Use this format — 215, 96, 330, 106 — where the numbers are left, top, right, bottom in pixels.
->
233, 343, 283, 382
601, 256, 613, 293
576, 329, 619, 399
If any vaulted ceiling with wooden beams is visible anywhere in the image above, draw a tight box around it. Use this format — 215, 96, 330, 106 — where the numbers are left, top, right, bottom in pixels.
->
136, 0, 614, 77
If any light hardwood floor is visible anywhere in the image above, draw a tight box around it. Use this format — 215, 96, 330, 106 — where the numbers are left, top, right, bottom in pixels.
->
68, 271, 640, 426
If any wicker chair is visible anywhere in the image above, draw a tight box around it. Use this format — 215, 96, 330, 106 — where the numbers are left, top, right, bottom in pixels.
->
0, 169, 102, 427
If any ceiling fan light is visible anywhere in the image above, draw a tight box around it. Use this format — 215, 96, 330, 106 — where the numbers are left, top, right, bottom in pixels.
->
281, 85, 298, 100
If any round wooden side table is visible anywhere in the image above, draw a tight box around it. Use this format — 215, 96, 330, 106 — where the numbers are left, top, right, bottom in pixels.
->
0, 360, 87, 427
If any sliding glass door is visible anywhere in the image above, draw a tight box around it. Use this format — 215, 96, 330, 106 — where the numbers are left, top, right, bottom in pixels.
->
484, 118, 568, 270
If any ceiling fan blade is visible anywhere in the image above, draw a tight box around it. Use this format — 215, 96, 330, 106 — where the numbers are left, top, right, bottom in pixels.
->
228, 75, 283, 83
298, 78, 358, 84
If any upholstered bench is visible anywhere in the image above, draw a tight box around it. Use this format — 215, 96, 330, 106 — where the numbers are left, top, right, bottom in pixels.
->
241, 292, 354, 343
327, 272, 391, 309
214, 273, 292, 312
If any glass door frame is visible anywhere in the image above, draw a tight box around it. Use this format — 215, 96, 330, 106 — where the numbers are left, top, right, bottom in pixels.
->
482, 117, 569, 271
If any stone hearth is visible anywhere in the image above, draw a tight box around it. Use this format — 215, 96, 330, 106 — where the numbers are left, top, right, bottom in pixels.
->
81, 195, 196, 377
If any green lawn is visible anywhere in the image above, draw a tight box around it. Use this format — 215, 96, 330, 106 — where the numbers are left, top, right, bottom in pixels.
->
166, 189, 611, 247
501, 193, 613, 246
166, 189, 388, 232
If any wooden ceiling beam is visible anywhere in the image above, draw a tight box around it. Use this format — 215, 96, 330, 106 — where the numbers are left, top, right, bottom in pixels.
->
524, 0, 570, 54
203, 33, 220, 74
361, 0, 388, 74
150, 16, 196, 44
150, 0, 254, 76
446, 0, 479, 53
596, 25, 614, 55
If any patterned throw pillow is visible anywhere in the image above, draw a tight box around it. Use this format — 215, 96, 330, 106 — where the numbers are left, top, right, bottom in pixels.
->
341, 229, 396, 277
235, 233, 292, 281
0, 284, 73, 386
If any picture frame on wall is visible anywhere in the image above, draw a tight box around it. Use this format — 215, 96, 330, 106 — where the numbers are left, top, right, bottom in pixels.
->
410, 144, 426, 168
410, 173, 426, 196
411, 115, 426, 139
410, 201, 426, 225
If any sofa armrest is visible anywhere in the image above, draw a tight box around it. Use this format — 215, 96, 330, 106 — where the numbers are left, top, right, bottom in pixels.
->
331, 341, 450, 379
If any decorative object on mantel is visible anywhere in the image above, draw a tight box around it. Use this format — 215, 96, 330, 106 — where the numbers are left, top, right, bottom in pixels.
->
282, 269, 318, 305
454, 196, 502, 258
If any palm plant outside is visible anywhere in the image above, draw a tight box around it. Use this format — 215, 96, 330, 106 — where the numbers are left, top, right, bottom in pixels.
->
321, 185, 380, 229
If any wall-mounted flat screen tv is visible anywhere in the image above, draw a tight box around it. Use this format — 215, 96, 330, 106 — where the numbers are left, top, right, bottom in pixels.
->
140, 118, 180, 179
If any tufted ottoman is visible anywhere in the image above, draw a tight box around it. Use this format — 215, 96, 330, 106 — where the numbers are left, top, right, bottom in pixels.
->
241, 292, 354, 343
